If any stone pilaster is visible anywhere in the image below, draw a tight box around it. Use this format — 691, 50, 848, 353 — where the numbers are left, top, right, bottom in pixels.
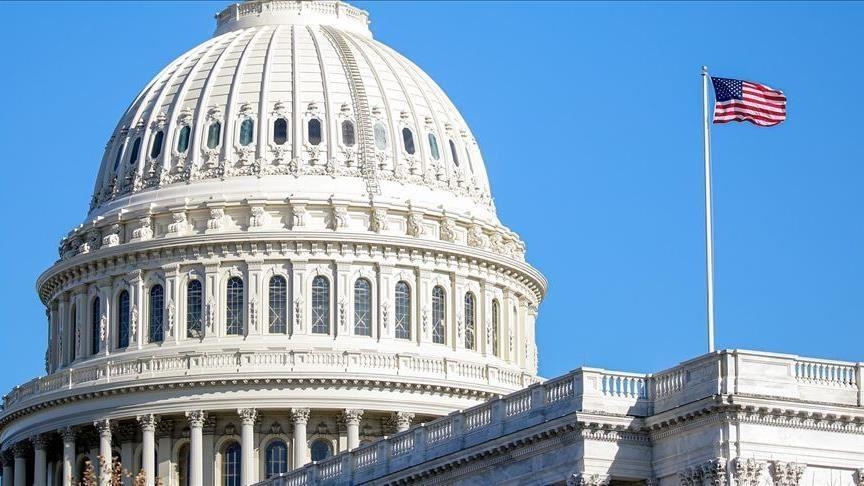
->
12, 442, 29, 486
59, 427, 77, 486
185, 411, 206, 486
94, 419, 113, 486
138, 414, 158, 486
238, 408, 258, 485
32, 434, 50, 486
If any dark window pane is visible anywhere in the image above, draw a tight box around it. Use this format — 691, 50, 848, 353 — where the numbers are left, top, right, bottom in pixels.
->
310, 440, 331, 462
492, 299, 500, 357
113, 143, 125, 171
129, 137, 142, 165
269, 276, 288, 334
223, 443, 241, 486
428, 133, 440, 160
91, 297, 101, 356
308, 119, 322, 146
395, 281, 411, 340
239, 118, 254, 146
177, 125, 191, 153
70, 304, 77, 362
149, 285, 164, 343
402, 128, 415, 155
342, 120, 356, 147
265, 440, 288, 478
273, 118, 288, 145
150, 130, 164, 159
226, 277, 244, 335
464, 292, 475, 350
432, 286, 446, 344
118, 290, 130, 348
207, 121, 222, 149
311, 276, 330, 334
449, 139, 459, 166
187, 280, 203, 338
354, 278, 371, 336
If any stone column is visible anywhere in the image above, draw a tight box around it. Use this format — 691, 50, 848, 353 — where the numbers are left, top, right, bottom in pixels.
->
342, 409, 364, 450
393, 412, 414, 433
138, 415, 158, 486
60, 427, 76, 486
238, 409, 258, 485
291, 408, 310, 469
12, 443, 27, 486
1, 451, 13, 486
185, 411, 206, 486
94, 420, 113, 486
32, 435, 49, 486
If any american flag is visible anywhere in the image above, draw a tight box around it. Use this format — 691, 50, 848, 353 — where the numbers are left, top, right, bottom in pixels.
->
711, 77, 787, 127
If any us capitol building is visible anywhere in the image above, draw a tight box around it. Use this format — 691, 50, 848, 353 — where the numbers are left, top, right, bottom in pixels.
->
0, 2, 862, 486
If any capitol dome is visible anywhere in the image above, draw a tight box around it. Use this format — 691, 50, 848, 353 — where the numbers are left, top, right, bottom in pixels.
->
1, 2, 546, 485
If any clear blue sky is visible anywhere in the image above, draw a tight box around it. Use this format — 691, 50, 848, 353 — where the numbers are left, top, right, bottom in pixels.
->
0, 1, 861, 397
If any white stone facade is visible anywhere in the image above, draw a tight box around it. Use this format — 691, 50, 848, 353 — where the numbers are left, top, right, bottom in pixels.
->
251, 350, 864, 486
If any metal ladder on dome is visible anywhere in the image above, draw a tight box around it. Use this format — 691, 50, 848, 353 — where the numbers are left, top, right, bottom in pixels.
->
322, 26, 380, 197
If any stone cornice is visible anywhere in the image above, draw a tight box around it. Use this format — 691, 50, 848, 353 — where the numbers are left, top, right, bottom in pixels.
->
39, 230, 545, 304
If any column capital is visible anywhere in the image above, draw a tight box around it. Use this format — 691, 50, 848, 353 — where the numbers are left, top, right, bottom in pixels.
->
566, 473, 610, 486
237, 408, 258, 425
58, 426, 77, 443
137, 414, 159, 432
291, 408, 311, 425
31, 433, 51, 450
854, 469, 864, 486
770, 461, 806, 486
393, 411, 414, 429
94, 418, 113, 436
341, 409, 364, 426
185, 410, 207, 428
12, 441, 29, 458
0, 448, 12, 466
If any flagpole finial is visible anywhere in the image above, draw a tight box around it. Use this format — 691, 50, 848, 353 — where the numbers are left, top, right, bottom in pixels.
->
702, 65, 708, 76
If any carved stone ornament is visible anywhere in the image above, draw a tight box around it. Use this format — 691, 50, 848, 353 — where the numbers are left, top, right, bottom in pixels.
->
770, 461, 806, 486
370, 207, 388, 232
341, 409, 364, 425
406, 212, 423, 237
339, 298, 347, 331
206, 297, 216, 334
381, 302, 390, 330
855, 469, 864, 486
168, 211, 188, 235
249, 206, 271, 228
132, 217, 153, 241
291, 408, 311, 425
439, 214, 457, 242
331, 204, 348, 230
165, 298, 175, 337
185, 410, 207, 428
99, 314, 108, 344
130, 305, 139, 342
291, 204, 307, 229
137, 414, 158, 432
294, 296, 303, 331
249, 296, 258, 333
467, 224, 488, 248
207, 208, 225, 230
566, 473, 610, 486
237, 408, 258, 425
733, 458, 765, 486
102, 224, 121, 247
393, 411, 414, 429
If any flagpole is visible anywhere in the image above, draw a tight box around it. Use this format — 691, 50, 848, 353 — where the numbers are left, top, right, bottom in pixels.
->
701, 65, 716, 353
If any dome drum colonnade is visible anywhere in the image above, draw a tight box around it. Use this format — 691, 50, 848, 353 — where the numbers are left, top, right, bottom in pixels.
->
0, 1, 547, 485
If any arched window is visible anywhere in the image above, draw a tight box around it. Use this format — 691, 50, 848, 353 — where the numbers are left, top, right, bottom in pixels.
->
129, 137, 142, 165
341, 120, 356, 147
394, 281, 411, 340
91, 297, 101, 356
226, 277, 244, 335
491, 299, 500, 357
269, 276, 287, 334
186, 280, 203, 338
150, 130, 164, 159
177, 125, 191, 153
449, 139, 459, 166
113, 143, 125, 171
428, 133, 440, 160
177, 443, 190, 486
273, 118, 288, 145
117, 290, 130, 348
222, 442, 241, 486
239, 118, 254, 146
353, 278, 371, 336
432, 286, 446, 344
310, 439, 332, 462
311, 276, 330, 334
206, 121, 222, 149
149, 285, 164, 343
308, 119, 322, 145
265, 440, 288, 479
70, 304, 77, 362
402, 128, 416, 154
373, 122, 387, 150
464, 292, 476, 350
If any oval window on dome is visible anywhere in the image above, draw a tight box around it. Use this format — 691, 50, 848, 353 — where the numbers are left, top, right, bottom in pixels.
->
177, 125, 191, 153
342, 120, 355, 147
128, 137, 142, 165
428, 133, 440, 160
206, 121, 222, 149
239, 118, 254, 146
150, 130, 164, 159
273, 118, 288, 145
308, 119, 322, 146
449, 139, 459, 167
402, 128, 416, 155
113, 143, 125, 171
373, 122, 387, 150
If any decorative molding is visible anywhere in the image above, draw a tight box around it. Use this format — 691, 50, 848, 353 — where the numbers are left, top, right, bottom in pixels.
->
769, 461, 806, 486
